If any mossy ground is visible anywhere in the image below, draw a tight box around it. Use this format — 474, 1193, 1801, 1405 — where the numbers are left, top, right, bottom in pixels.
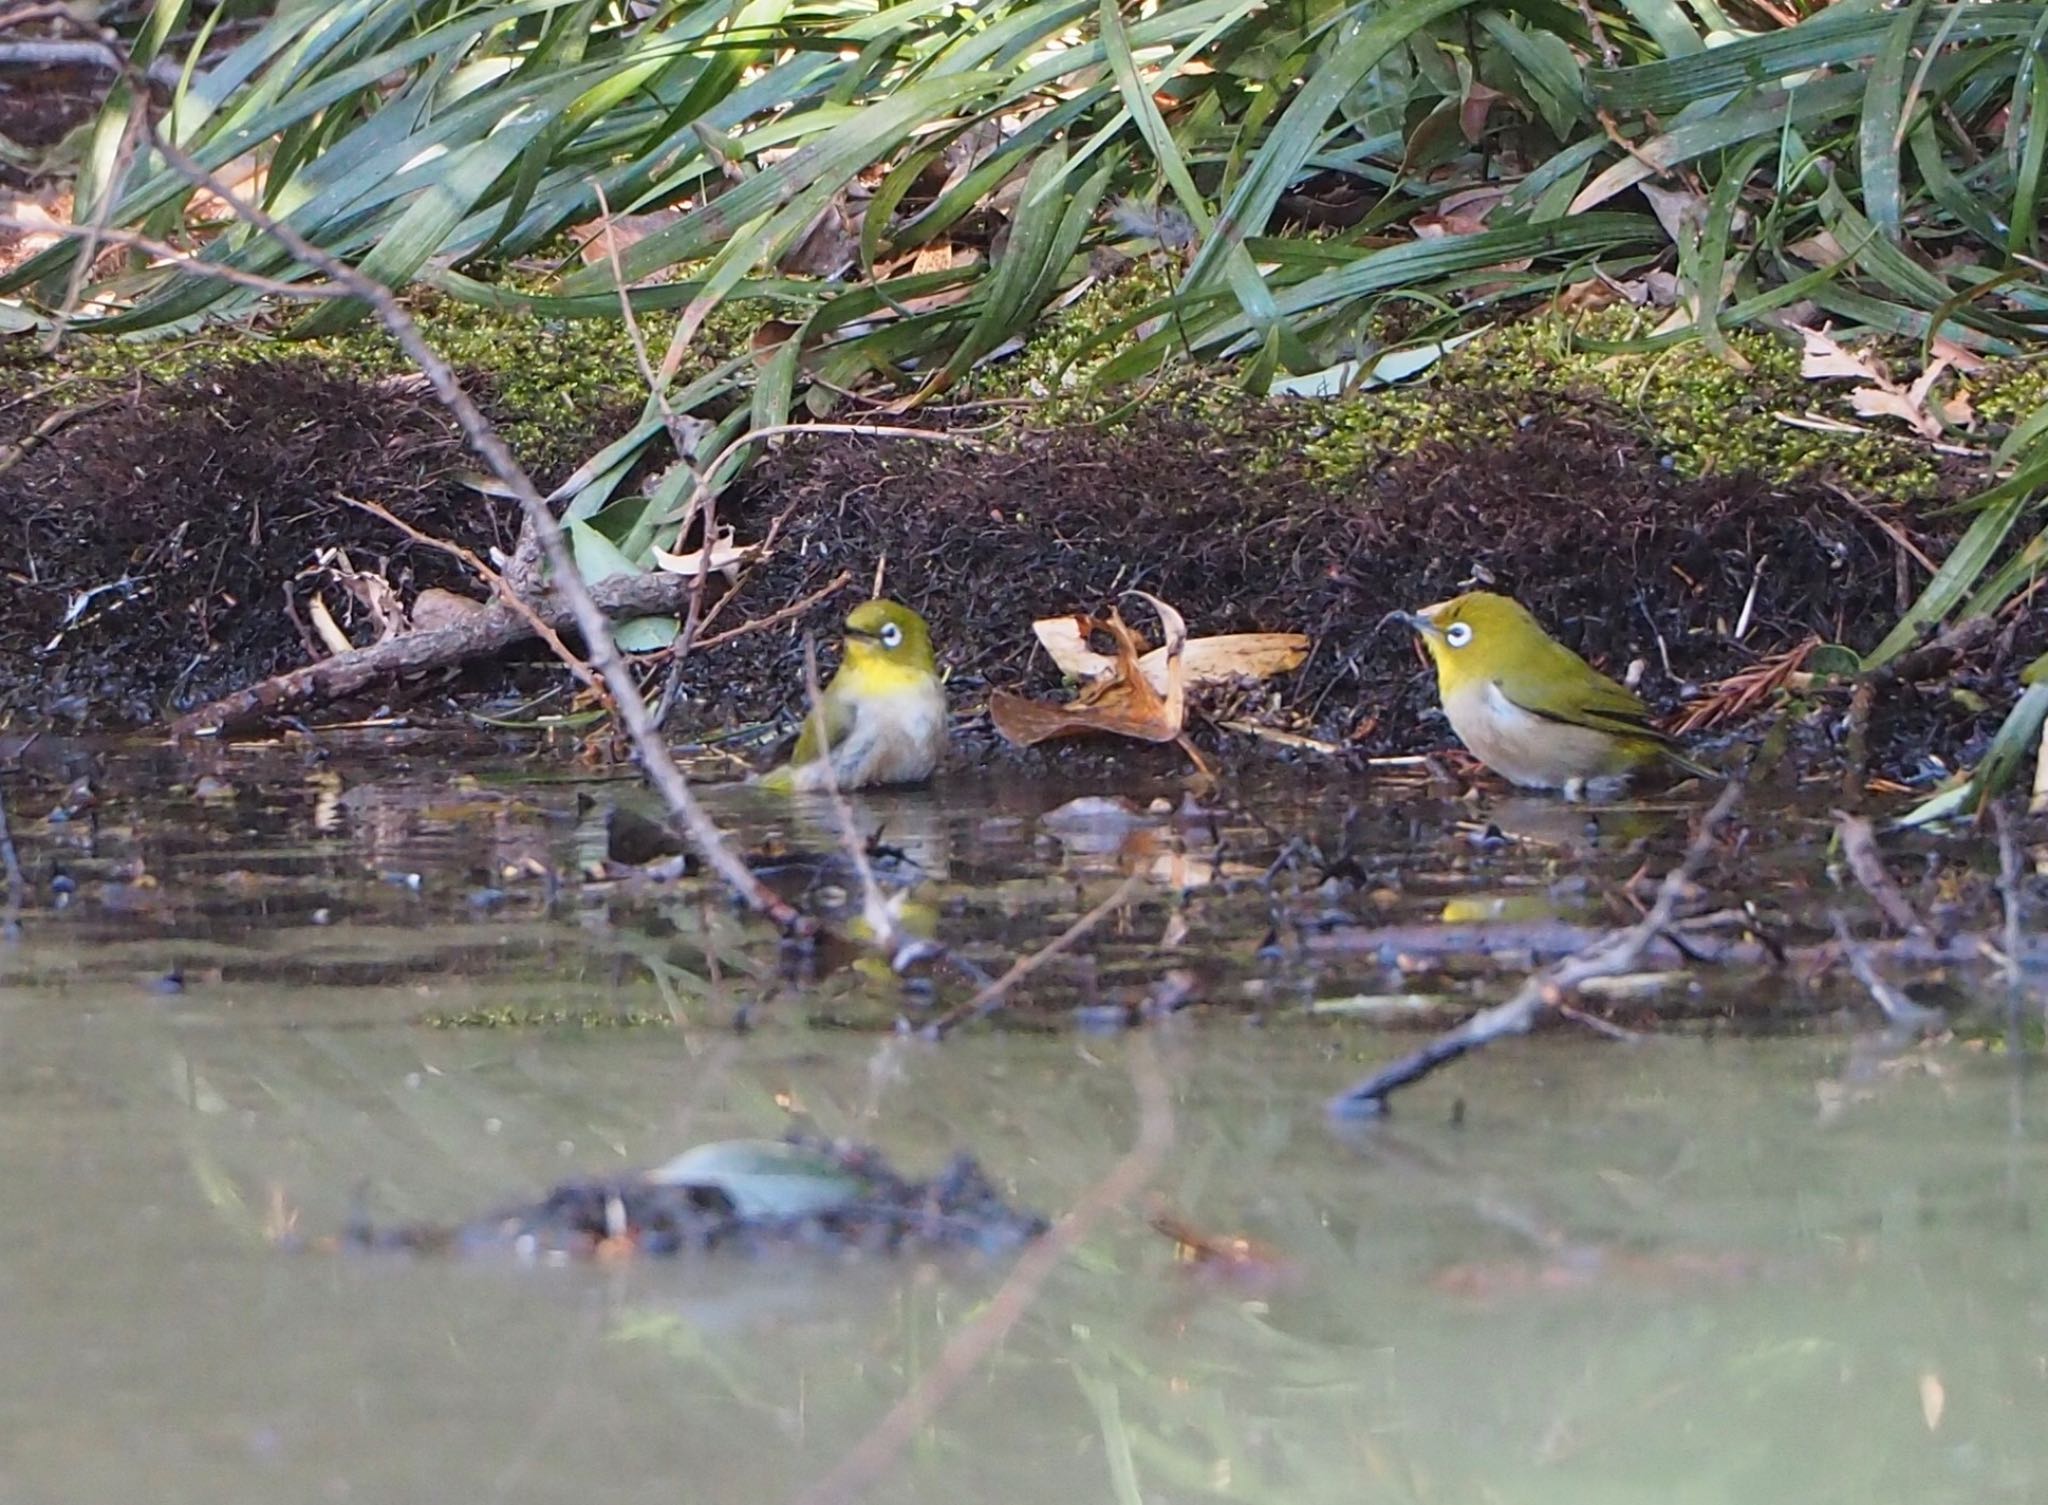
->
0, 275, 2037, 782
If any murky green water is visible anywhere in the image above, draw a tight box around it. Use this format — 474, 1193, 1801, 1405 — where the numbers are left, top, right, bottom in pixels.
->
1, 737, 2041, 1504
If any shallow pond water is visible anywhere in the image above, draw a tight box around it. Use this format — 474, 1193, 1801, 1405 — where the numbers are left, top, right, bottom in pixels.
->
1, 735, 2042, 1505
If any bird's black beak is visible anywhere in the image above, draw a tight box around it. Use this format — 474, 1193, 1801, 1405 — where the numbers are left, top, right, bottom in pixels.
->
844, 627, 880, 645
1381, 610, 1434, 636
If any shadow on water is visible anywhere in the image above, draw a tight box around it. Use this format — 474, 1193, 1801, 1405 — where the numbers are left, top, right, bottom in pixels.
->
0, 733, 2043, 1504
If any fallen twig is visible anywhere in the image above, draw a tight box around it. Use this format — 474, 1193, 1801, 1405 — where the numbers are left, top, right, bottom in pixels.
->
0, 396, 116, 481
337, 491, 614, 718
1834, 811, 1929, 938
0, 38, 183, 80
1326, 782, 1744, 1118
170, 568, 715, 737
792, 1033, 1174, 1505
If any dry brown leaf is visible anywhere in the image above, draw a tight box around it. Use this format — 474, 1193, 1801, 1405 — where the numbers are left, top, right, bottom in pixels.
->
573, 209, 682, 268
1786, 230, 1847, 267
1459, 81, 1509, 145
1031, 616, 1307, 692
779, 194, 865, 279
1413, 208, 1493, 239
410, 587, 488, 632
1929, 333, 1988, 375
1796, 324, 1886, 383
1639, 181, 1707, 246
1851, 384, 1944, 439
1800, 325, 1973, 438
990, 593, 1188, 748
750, 319, 801, 366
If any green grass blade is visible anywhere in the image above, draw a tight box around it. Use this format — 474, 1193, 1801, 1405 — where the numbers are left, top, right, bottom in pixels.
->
1858, 0, 1925, 242
1185, 0, 1482, 299
1864, 475, 2036, 666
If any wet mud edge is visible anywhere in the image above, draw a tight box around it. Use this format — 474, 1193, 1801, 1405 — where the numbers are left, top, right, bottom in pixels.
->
0, 355, 2035, 781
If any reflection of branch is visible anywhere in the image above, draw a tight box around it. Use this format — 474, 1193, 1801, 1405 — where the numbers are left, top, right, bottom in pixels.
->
1991, 799, 2025, 985
923, 873, 1143, 1040
0, 770, 24, 938
801, 636, 895, 946
793, 1034, 1175, 1505
1328, 782, 1744, 1118
1827, 911, 1945, 1032
1833, 812, 1928, 937
72, 31, 808, 933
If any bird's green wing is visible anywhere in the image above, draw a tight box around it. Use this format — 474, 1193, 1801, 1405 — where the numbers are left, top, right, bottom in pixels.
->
759, 686, 856, 789
789, 685, 854, 764
1499, 639, 1669, 741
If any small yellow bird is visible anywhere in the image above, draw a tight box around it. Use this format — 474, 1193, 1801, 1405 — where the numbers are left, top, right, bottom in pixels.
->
758, 599, 947, 793
1391, 591, 1705, 795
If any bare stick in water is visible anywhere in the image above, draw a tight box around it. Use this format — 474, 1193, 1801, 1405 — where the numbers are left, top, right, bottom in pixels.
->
1326, 781, 1745, 1118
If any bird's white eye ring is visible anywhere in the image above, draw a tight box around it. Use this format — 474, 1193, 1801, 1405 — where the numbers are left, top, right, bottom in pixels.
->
879, 622, 903, 649
1444, 622, 1473, 648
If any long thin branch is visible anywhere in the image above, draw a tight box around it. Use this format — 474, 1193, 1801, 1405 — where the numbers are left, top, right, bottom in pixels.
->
1326, 782, 1745, 1118
85, 35, 808, 934
691, 571, 851, 651
792, 1033, 1175, 1505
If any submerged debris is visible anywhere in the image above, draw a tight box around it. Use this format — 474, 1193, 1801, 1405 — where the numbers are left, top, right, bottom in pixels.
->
340, 1136, 1048, 1262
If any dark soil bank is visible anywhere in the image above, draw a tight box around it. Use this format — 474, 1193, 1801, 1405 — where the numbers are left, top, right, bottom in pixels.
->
0, 356, 2033, 777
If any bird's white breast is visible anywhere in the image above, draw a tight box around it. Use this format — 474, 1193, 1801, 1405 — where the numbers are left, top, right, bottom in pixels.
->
1441, 679, 1635, 791
784, 679, 947, 792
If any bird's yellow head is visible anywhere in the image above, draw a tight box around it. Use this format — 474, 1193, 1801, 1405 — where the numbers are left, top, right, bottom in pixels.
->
1391, 591, 1555, 695
839, 599, 937, 686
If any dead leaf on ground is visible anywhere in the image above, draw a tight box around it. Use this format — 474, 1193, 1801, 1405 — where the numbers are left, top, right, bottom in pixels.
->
1930, 333, 1988, 376
1639, 181, 1709, 246
573, 209, 683, 272
410, 587, 489, 632
1795, 324, 1976, 440
779, 193, 865, 279
1787, 229, 1848, 267
1031, 615, 1308, 693
650, 525, 760, 577
1459, 81, 1510, 145
1797, 324, 1887, 383
992, 593, 1224, 773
